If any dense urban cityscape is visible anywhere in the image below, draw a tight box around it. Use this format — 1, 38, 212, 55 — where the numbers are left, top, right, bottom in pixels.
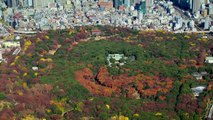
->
0, 0, 212, 32
0, 0, 213, 119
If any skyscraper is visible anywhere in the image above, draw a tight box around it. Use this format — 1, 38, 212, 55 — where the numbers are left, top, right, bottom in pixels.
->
22, 0, 33, 7
6, 0, 11, 7
209, 4, 213, 15
130, 0, 134, 5
189, 0, 193, 9
33, 0, 43, 8
6, 0, 18, 8
180, 0, 190, 9
140, 0, 146, 14
204, 16, 210, 30
55, 0, 67, 6
138, 10, 143, 21
33, 0, 54, 8
145, 0, 153, 8
0, 50, 2, 63
28, 0, 33, 7
0, 8, 2, 19
173, 0, 190, 10
192, 0, 201, 13
124, 0, 130, 7
113, 0, 122, 9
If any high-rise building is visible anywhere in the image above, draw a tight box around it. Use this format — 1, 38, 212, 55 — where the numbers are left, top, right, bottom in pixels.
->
22, 0, 33, 7
203, 9, 207, 17
28, 0, 33, 7
140, 0, 146, 14
33, 0, 43, 8
6, 0, 12, 7
130, 0, 134, 5
200, 0, 204, 4
172, 0, 181, 8
124, 0, 130, 7
134, 0, 140, 4
0, 9, 2, 19
55, 0, 67, 6
0, 50, 2, 63
206, 0, 210, 4
33, 0, 54, 8
204, 16, 210, 29
113, 0, 122, 9
189, 0, 193, 9
138, 11, 143, 21
6, 0, 18, 8
192, 0, 201, 13
209, 4, 213, 15
181, 0, 190, 9
189, 20, 195, 29
145, 0, 153, 8
173, 0, 190, 10
99, 0, 114, 10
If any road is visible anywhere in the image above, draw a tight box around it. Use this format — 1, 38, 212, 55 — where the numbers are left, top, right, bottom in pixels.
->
14, 30, 37, 34
173, 6, 202, 31
173, 6, 189, 19
173, 6, 213, 38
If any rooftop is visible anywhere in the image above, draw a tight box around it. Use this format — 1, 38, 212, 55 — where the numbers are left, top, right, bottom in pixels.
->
191, 86, 206, 97
206, 56, 213, 60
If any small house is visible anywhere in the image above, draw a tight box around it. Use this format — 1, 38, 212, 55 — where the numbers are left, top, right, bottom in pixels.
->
192, 72, 203, 80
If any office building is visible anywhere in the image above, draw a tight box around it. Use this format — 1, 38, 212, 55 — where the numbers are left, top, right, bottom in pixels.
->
99, 0, 113, 9
203, 9, 207, 17
113, 0, 123, 9
134, 0, 140, 4
138, 11, 143, 21
189, 0, 193, 9
124, 0, 130, 7
140, 0, 146, 14
130, 0, 134, 5
6, 0, 18, 8
146, 0, 153, 8
189, 20, 195, 29
55, 0, 67, 6
204, 16, 210, 30
192, 0, 201, 13
28, 0, 33, 7
180, 0, 190, 10
22, 0, 33, 7
33, 0, 55, 8
209, 4, 213, 15
0, 50, 2, 63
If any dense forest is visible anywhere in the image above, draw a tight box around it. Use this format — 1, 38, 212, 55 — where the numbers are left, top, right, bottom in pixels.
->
0, 26, 213, 119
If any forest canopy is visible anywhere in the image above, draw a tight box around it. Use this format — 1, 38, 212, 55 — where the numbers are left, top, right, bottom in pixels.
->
0, 26, 213, 119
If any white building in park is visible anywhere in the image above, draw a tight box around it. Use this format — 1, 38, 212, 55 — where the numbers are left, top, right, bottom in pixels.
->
2, 41, 20, 48
191, 86, 206, 97
205, 57, 213, 63
107, 54, 128, 67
